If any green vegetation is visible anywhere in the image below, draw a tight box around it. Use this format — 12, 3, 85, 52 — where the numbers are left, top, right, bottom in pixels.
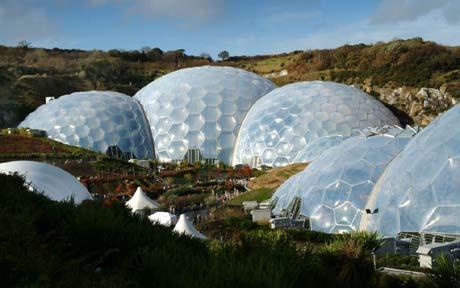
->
91, 158, 147, 174
2, 38, 460, 128
428, 254, 460, 288
0, 173, 436, 287
228, 187, 273, 205
0, 130, 100, 159
0, 45, 210, 128
228, 163, 308, 206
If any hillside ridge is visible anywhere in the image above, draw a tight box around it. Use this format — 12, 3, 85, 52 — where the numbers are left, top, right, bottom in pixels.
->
1, 37, 459, 128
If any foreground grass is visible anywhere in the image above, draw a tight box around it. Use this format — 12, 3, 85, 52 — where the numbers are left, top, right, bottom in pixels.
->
0, 173, 434, 287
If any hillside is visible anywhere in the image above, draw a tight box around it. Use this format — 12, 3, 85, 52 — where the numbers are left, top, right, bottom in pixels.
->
1, 38, 460, 128
2, 172, 429, 288
228, 163, 308, 205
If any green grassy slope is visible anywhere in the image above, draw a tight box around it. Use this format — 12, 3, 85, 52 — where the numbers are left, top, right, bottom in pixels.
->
228, 163, 308, 206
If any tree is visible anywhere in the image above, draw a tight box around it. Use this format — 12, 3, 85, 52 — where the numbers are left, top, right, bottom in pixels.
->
17, 40, 31, 49
141, 46, 152, 53
218, 50, 229, 61
200, 52, 211, 60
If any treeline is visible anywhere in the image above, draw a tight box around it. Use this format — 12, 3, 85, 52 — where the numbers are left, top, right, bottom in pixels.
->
2, 173, 453, 287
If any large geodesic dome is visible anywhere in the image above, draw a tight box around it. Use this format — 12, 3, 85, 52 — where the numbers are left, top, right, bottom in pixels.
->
292, 135, 351, 163
272, 126, 416, 234
363, 105, 460, 237
0, 161, 92, 204
232, 81, 399, 167
134, 66, 276, 164
19, 91, 155, 159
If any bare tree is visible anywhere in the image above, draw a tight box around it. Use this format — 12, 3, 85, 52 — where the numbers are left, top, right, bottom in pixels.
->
17, 40, 31, 49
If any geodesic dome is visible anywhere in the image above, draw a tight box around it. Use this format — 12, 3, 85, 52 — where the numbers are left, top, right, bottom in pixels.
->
292, 135, 351, 163
0, 160, 92, 204
232, 81, 399, 168
272, 126, 417, 234
134, 66, 275, 164
363, 105, 460, 237
19, 91, 155, 159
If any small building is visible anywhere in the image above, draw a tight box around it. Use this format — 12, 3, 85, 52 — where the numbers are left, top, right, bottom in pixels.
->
258, 200, 271, 210
184, 148, 203, 164
250, 209, 271, 223
26, 128, 47, 137
45, 97, 55, 103
416, 240, 460, 268
269, 217, 308, 229
129, 159, 151, 169
242, 201, 258, 213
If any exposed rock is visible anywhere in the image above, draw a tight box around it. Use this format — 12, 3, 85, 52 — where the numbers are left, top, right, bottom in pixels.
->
364, 85, 457, 126
264, 70, 288, 79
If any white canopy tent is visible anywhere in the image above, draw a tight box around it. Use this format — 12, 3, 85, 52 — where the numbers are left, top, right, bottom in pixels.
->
148, 211, 178, 227
125, 187, 160, 213
173, 214, 207, 240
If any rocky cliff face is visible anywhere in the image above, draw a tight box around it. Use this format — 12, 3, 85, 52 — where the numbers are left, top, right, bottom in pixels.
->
363, 85, 457, 126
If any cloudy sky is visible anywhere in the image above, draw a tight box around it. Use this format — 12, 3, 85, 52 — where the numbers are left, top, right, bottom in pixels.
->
0, 0, 459, 57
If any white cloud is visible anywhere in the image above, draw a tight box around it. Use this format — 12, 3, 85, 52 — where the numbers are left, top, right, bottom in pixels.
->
267, 10, 460, 54
371, 0, 460, 25
0, 0, 52, 45
88, 0, 224, 22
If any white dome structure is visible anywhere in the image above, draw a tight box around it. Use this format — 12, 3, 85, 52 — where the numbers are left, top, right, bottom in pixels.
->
363, 105, 460, 237
232, 81, 399, 168
19, 91, 155, 159
0, 160, 92, 204
126, 187, 160, 213
173, 214, 206, 240
134, 66, 275, 164
272, 126, 417, 234
293, 135, 351, 163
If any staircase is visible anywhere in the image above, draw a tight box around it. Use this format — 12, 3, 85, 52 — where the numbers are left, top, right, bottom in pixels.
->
397, 232, 421, 255
286, 197, 301, 219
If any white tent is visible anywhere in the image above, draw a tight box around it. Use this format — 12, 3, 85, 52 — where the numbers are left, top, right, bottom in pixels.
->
125, 187, 160, 213
173, 214, 207, 240
0, 160, 92, 204
148, 211, 178, 227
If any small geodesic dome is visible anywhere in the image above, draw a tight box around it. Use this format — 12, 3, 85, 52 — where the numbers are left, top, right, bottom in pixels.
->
362, 105, 460, 237
0, 160, 92, 204
271, 126, 417, 233
232, 81, 399, 168
134, 66, 276, 164
19, 91, 155, 159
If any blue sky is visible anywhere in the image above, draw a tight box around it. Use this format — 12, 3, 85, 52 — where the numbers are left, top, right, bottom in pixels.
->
1, 0, 459, 58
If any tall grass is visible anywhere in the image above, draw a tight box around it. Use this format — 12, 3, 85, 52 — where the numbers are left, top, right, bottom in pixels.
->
0, 173, 430, 287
